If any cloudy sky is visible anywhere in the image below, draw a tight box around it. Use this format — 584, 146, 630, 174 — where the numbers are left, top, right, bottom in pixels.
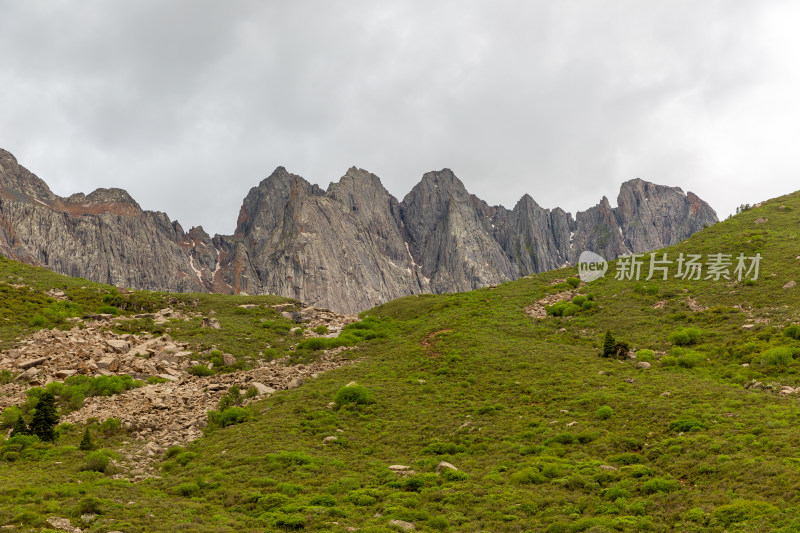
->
2, 0, 799, 235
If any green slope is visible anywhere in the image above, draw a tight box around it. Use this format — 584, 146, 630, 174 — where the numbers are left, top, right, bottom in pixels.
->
2, 192, 800, 531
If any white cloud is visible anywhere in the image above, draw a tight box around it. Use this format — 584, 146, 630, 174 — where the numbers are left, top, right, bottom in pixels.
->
2, 0, 799, 233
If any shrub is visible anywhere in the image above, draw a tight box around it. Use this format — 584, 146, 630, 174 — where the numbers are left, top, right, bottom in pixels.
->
98, 417, 122, 436
571, 295, 587, 306
97, 305, 120, 315
188, 365, 214, 377
0, 370, 14, 385
566, 277, 581, 288
641, 477, 678, 494
422, 441, 466, 454
547, 302, 581, 317
272, 514, 305, 531
547, 432, 576, 445
636, 349, 655, 362
173, 482, 202, 497
608, 453, 642, 465
669, 418, 705, 432
668, 327, 702, 346
428, 516, 450, 530
759, 347, 793, 367
0, 406, 22, 429
784, 325, 800, 340
208, 406, 252, 428
677, 351, 705, 368
313, 325, 329, 335
441, 469, 468, 482
602, 486, 631, 500
710, 500, 778, 527
82, 451, 111, 473
76, 496, 104, 515
309, 494, 336, 507
334, 385, 374, 408
511, 468, 547, 484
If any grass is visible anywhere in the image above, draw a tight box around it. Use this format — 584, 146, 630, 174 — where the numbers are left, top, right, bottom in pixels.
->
2, 191, 800, 529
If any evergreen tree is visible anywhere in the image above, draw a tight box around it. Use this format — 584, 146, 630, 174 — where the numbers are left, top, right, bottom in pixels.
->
29, 391, 59, 442
9, 415, 29, 437
603, 331, 616, 358
79, 427, 94, 451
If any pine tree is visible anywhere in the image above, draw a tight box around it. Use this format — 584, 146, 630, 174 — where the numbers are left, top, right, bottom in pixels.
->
29, 391, 59, 442
603, 330, 616, 358
9, 415, 29, 437
79, 427, 94, 451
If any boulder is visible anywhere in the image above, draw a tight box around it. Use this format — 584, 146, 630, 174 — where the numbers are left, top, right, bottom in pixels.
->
17, 356, 47, 369
201, 317, 221, 329
45, 517, 81, 533
436, 461, 457, 473
322, 436, 338, 444
635, 362, 651, 369
784, 281, 796, 290
106, 339, 130, 353
222, 353, 236, 366
389, 519, 415, 531
251, 382, 276, 395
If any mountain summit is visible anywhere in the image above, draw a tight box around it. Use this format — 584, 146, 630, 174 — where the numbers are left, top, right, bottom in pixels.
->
0, 149, 717, 313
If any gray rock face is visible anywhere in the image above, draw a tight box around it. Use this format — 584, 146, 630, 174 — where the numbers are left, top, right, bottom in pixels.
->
0, 149, 717, 313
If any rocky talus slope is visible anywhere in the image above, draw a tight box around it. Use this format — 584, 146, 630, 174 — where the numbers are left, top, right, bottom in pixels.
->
0, 304, 358, 480
0, 149, 718, 313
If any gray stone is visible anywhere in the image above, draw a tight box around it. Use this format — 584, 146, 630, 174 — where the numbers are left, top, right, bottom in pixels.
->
635, 361, 651, 369
389, 519, 415, 531
784, 281, 796, 290
201, 317, 221, 329
251, 382, 276, 395
436, 461, 457, 473
17, 356, 47, 369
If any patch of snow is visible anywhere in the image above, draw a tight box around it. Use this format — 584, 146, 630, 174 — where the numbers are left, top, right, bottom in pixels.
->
569, 231, 575, 250
212, 247, 221, 275
405, 242, 418, 268
188, 256, 203, 284
33, 198, 49, 207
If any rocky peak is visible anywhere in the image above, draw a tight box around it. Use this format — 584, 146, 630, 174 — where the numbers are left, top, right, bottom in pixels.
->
0, 149, 57, 202
327, 167, 396, 219
68, 188, 141, 209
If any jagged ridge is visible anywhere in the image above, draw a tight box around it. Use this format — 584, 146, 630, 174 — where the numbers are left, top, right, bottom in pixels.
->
0, 149, 717, 313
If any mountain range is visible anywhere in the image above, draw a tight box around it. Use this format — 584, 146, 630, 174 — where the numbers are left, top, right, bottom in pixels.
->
0, 149, 717, 313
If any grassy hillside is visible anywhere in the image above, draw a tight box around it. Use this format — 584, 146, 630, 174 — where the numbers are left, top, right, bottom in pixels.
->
2, 191, 800, 531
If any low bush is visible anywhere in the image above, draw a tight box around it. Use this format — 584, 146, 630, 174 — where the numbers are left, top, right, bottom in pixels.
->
82, 450, 111, 473
668, 327, 703, 346
566, 277, 581, 288
334, 385, 374, 408
188, 365, 214, 377
208, 406, 252, 428
759, 346, 793, 367
546, 302, 582, 317
784, 325, 800, 340
596, 406, 614, 420
640, 477, 678, 494
668, 418, 705, 432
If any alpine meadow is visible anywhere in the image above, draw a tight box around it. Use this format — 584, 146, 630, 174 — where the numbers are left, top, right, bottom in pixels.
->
1, 187, 800, 531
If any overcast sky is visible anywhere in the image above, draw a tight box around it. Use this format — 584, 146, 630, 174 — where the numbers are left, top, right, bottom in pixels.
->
2, 0, 799, 235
